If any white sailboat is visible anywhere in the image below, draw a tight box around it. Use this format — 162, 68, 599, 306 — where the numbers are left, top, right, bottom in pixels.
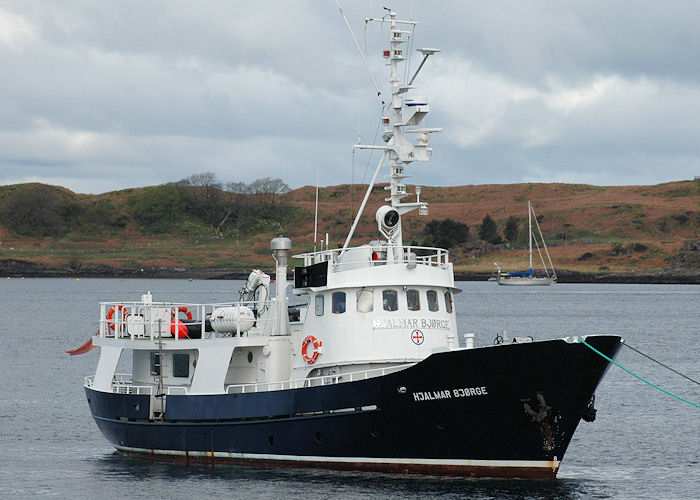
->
496, 201, 556, 286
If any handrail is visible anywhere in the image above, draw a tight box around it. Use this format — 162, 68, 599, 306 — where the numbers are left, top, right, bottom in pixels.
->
85, 375, 188, 395
295, 245, 449, 269
97, 299, 276, 340
226, 362, 415, 394
85, 362, 415, 397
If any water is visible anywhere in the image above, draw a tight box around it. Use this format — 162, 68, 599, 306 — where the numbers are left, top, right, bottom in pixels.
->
0, 279, 698, 499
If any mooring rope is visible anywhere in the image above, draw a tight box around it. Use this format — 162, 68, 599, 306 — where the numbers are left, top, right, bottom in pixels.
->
578, 339, 700, 409
623, 343, 699, 386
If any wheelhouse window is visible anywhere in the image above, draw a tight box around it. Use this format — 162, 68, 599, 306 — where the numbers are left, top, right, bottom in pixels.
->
150, 352, 161, 376
444, 290, 453, 313
382, 290, 398, 312
357, 289, 373, 313
406, 289, 420, 311
332, 292, 346, 314
315, 295, 324, 316
427, 290, 439, 312
173, 353, 190, 378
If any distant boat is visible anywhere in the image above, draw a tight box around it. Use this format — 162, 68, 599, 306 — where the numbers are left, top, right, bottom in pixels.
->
495, 201, 556, 286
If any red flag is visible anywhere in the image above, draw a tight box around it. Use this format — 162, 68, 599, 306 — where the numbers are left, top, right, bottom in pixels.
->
66, 337, 98, 355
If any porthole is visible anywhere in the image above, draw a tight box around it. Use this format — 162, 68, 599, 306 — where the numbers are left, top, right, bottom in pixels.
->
268, 435, 275, 446
133, 403, 140, 411
436, 420, 447, 431
370, 427, 381, 439
315, 432, 323, 443
247, 351, 253, 363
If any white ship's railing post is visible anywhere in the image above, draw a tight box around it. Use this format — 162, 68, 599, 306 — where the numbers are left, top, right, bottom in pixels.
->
174, 306, 179, 341
99, 303, 106, 337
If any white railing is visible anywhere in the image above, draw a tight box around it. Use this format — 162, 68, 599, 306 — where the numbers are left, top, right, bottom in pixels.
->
295, 245, 449, 270
97, 299, 275, 340
84, 362, 414, 397
225, 362, 415, 394
84, 375, 188, 395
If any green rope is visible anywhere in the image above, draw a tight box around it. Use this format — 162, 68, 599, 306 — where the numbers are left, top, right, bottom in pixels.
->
623, 343, 699, 385
578, 339, 700, 409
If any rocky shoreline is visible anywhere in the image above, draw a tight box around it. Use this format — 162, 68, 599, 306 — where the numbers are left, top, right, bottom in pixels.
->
2, 258, 698, 284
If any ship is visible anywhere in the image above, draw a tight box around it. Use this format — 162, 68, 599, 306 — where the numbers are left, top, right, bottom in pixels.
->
80, 10, 622, 478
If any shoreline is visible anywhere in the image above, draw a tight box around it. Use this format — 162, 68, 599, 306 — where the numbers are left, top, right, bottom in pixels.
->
453, 270, 700, 284
2, 259, 698, 284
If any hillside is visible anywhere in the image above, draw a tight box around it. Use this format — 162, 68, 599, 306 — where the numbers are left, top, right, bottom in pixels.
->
0, 180, 698, 281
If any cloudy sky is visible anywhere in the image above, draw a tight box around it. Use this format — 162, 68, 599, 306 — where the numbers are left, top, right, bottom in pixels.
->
0, 0, 698, 194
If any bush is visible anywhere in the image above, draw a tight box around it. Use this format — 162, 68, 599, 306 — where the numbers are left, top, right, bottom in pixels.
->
130, 184, 186, 234
0, 184, 71, 237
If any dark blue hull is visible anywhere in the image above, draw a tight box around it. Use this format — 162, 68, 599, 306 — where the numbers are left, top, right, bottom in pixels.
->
85, 336, 621, 477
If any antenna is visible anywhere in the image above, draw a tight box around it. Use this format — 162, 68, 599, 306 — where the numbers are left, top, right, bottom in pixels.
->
314, 161, 319, 252
408, 48, 441, 85
336, 0, 386, 108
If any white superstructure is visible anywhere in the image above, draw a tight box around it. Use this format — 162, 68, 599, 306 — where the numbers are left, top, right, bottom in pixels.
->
86, 10, 461, 403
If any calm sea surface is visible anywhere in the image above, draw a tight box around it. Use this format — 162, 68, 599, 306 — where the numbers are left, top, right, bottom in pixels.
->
0, 279, 698, 499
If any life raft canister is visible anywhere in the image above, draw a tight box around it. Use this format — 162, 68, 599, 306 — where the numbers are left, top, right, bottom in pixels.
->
106, 305, 129, 330
301, 335, 322, 364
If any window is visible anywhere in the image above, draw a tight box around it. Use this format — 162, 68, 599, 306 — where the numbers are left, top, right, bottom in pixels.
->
383, 290, 398, 312
357, 289, 373, 313
332, 292, 346, 314
150, 352, 161, 376
444, 290, 453, 313
315, 295, 324, 316
427, 290, 439, 312
173, 353, 190, 378
406, 289, 420, 311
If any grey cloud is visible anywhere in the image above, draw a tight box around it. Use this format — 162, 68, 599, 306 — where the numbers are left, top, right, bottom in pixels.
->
0, 0, 698, 194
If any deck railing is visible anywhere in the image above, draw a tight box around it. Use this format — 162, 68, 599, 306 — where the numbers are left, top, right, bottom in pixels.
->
97, 299, 276, 340
84, 375, 188, 395
84, 362, 416, 396
295, 245, 449, 270
225, 362, 415, 394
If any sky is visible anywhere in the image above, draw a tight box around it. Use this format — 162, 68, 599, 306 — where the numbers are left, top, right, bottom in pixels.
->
0, 0, 698, 194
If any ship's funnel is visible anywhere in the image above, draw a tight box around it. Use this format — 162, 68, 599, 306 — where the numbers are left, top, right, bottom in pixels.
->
271, 237, 292, 336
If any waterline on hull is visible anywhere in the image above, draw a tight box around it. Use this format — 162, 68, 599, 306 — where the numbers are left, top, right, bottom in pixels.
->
115, 445, 561, 478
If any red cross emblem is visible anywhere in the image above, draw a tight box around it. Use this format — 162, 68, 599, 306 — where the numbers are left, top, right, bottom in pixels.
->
411, 329, 424, 345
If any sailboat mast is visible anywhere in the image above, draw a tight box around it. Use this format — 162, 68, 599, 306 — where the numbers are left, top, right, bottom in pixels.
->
528, 201, 533, 271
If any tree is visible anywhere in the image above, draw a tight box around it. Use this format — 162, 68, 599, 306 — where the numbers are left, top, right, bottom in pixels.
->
478, 214, 501, 244
423, 218, 469, 248
179, 172, 225, 229
248, 177, 291, 216
212, 181, 254, 238
504, 216, 520, 246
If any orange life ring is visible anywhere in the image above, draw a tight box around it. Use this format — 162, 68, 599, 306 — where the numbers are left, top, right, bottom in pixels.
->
301, 335, 322, 364
172, 306, 193, 321
106, 305, 129, 330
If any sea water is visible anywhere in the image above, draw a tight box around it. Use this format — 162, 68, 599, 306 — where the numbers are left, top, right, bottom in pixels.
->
0, 279, 698, 499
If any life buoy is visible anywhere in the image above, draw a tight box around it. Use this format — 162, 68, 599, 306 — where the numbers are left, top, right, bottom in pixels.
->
172, 306, 193, 321
106, 305, 129, 330
301, 335, 322, 364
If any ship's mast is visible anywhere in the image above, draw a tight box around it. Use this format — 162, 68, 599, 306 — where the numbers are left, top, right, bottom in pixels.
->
342, 11, 441, 260
528, 200, 533, 271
